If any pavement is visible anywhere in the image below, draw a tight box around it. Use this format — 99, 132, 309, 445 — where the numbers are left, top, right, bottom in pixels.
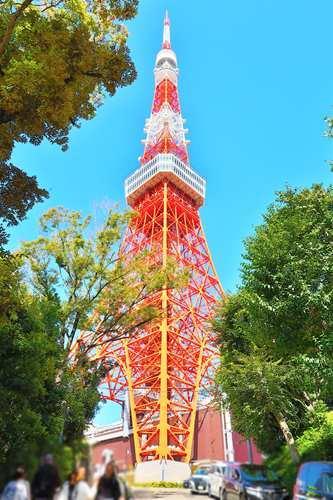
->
133, 487, 206, 498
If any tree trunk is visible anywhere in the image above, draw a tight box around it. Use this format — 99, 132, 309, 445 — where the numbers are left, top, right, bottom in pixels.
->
0, 0, 33, 59
276, 413, 300, 464
303, 391, 315, 412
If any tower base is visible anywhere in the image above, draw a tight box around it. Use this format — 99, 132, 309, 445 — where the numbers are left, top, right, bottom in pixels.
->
134, 460, 191, 483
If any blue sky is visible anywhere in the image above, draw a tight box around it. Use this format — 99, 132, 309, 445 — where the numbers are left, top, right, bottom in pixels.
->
10, 0, 333, 424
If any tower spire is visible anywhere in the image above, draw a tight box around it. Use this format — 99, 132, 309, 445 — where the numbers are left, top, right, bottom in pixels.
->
138, 9, 191, 168
162, 10, 171, 49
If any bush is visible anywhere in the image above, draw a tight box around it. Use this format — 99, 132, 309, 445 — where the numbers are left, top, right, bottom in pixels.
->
266, 411, 333, 493
266, 445, 297, 492
298, 412, 333, 462
134, 481, 183, 488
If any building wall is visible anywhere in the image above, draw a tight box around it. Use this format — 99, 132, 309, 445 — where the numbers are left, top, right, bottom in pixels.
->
232, 431, 262, 464
193, 408, 261, 464
193, 407, 225, 460
91, 435, 135, 472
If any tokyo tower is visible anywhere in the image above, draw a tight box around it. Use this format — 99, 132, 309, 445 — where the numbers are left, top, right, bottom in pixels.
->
90, 13, 231, 480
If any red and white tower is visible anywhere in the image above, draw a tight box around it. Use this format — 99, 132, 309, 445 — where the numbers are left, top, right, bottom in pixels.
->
89, 13, 236, 480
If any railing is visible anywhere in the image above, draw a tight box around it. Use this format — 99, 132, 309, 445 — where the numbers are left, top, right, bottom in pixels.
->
125, 154, 206, 201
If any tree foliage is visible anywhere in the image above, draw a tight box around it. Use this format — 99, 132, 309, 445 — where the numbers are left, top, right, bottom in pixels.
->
20, 206, 186, 354
0, 251, 101, 486
0, 161, 48, 247
0, 253, 62, 483
267, 407, 333, 492
0, 0, 138, 160
214, 185, 333, 460
242, 185, 333, 360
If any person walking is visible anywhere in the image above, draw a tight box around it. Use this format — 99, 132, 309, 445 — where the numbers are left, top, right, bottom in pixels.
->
73, 468, 94, 500
57, 472, 76, 500
31, 454, 60, 500
95, 462, 123, 500
1, 466, 30, 500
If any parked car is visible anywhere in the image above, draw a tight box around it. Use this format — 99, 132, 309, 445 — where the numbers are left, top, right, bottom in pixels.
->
222, 463, 288, 500
183, 478, 190, 488
208, 462, 228, 498
294, 461, 333, 499
188, 467, 210, 494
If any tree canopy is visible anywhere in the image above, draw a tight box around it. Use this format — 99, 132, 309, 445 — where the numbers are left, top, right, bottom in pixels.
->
0, 251, 102, 485
0, 253, 63, 482
214, 185, 333, 461
0, 161, 47, 247
0, 0, 138, 160
20, 206, 186, 354
0, 0, 139, 251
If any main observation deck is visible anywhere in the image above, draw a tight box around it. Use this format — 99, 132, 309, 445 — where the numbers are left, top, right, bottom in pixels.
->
125, 154, 206, 208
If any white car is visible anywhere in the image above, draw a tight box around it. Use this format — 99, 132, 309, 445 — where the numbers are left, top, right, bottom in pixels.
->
208, 462, 228, 499
189, 467, 210, 494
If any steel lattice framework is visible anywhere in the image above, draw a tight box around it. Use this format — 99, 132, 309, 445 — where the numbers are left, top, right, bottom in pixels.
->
81, 13, 226, 463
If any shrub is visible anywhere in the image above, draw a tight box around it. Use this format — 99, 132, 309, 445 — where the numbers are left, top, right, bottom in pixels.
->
134, 481, 183, 488
266, 411, 333, 492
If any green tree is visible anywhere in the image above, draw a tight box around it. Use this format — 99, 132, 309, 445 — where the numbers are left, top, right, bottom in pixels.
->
0, 252, 100, 484
267, 407, 333, 492
19, 206, 186, 443
20, 206, 184, 355
0, 0, 138, 160
0, 253, 62, 483
214, 185, 333, 462
0, 161, 47, 247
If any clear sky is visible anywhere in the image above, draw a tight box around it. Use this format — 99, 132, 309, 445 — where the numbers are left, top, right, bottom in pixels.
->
9, 0, 333, 425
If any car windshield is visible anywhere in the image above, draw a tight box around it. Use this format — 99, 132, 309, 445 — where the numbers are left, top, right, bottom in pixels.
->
322, 473, 333, 495
240, 465, 279, 483
194, 469, 208, 476
301, 463, 333, 495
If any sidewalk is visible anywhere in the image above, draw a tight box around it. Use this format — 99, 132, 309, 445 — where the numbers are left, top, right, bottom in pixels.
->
133, 487, 192, 498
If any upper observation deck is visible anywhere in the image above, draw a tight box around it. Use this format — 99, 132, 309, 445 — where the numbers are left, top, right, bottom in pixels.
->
125, 153, 206, 208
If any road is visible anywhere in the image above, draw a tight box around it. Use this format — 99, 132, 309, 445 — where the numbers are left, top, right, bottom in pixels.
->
133, 488, 206, 499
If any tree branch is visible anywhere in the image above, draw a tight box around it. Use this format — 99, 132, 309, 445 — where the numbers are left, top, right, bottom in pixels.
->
68, 311, 81, 348
83, 71, 104, 79
83, 316, 155, 353
40, 0, 62, 12
0, 0, 33, 59
0, 109, 16, 124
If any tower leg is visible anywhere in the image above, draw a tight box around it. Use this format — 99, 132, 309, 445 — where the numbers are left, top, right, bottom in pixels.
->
134, 460, 191, 483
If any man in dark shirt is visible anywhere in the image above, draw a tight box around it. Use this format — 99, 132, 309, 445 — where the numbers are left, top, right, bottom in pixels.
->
32, 454, 61, 500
